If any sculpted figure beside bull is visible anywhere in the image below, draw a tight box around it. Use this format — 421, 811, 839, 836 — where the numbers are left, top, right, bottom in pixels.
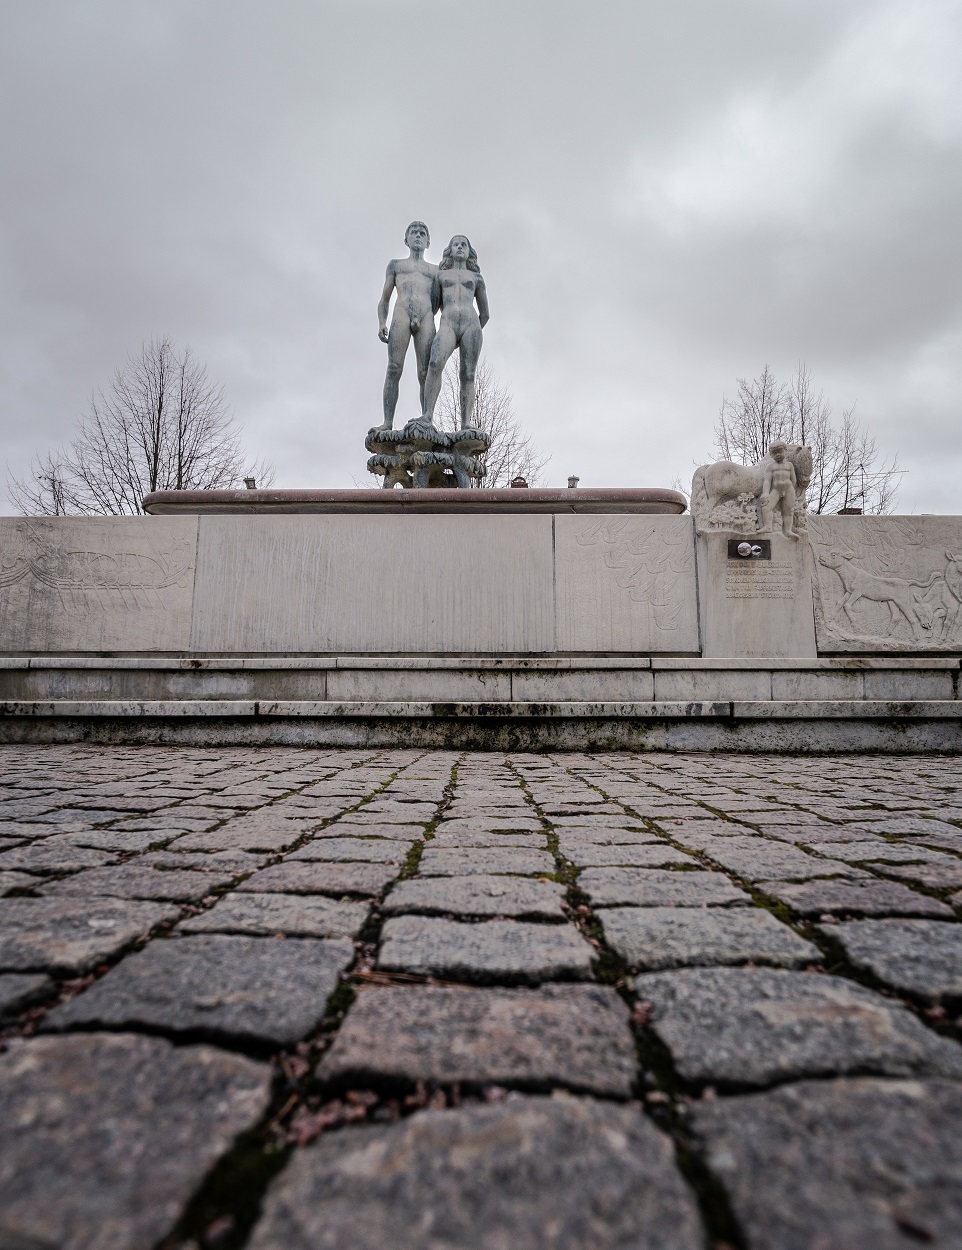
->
691, 443, 813, 537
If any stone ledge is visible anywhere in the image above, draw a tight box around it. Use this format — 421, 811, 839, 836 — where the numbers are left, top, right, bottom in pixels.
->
3, 698, 961, 720
142, 487, 689, 515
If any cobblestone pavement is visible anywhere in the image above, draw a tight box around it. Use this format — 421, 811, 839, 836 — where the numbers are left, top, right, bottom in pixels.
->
1, 745, 961, 1249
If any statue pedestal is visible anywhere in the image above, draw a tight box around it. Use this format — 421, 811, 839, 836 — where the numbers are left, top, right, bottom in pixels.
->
696, 531, 817, 658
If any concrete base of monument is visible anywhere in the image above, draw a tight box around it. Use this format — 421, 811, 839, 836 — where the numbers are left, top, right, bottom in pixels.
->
2, 656, 960, 751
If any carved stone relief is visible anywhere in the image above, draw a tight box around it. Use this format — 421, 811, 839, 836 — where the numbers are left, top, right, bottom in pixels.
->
0, 517, 197, 651
691, 444, 813, 538
808, 516, 962, 651
555, 515, 699, 652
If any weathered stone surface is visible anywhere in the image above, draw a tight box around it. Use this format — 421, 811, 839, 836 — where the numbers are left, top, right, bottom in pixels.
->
417, 846, 555, 877
45, 934, 354, 1046
238, 861, 397, 896
696, 836, 866, 881
59, 827, 174, 852
604, 908, 817, 971
181, 892, 369, 938
288, 837, 413, 863
169, 822, 309, 853
874, 858, 962, 889
0, 972, 52, 1019
0, 1032, 270, 1250
0, 897, 180, 974
819, 919, 962, 1005
430, 829, 548, 848
555, 829, 663, 849
0, 870, 37, 895
41, 863, 235, 901
317, 984, 637, 1096
580, 867, 750, 908
382, 875, 567, 919
761, 877, 954, 917
693, 1078, 962, 1250
563, 843, 694, 868
141, 848, 267, 872
0, 841, 117, 875
328, 821, 427, 838
634, 967, 962, 1086
378, 917, 594, 983
439, 816, 544, 832
804, 839, 942, 863
248, 1095, 702, 1250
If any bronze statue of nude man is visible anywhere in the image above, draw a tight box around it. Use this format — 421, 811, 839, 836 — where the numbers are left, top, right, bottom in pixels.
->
376, 221, 439, 430
420, 235, 489, 429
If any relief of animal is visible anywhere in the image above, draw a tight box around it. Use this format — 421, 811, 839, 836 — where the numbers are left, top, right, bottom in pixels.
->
691, 445, 813, 534
818, 549, 942, 637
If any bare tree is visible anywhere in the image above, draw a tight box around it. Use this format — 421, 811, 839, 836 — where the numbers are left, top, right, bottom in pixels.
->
714, 361, 902, 514
434, 359, 549, 487
8, 337, 273, 515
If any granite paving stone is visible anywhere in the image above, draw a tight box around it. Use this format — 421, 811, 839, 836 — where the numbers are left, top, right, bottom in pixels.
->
56, 827, 175, 852
818, 918, 962, 1006
382, 874, 567, 919
873, 857, 962, 889
317, 984, 637, 1095
0, 870, 38, 895
0, 841, 118, 875
562, 843, 694, 868
0, 897, 180, 974
378, 916, 595, 983
0, 972, 52, 1019
40, 863, 236, 902
579, 867, 751, 908
858, 815, 962, 837
437, 818, 546, 834
417, 846, 555, 877
803, 839, 943, 863
180, 892, 369, 938
429, 829, 548, 847
313, 821, 426, 840
287, 836, 414, 863
0, 1032, 272, 1250
548, 815, 652, 829
761, 877, 955, 917
140, 848, 268, 872
694, 836, 868, 881
237, 860, 398, 896
634, 966, 962, 1086
693, 1078, 962, 1250
555, 828, 664, 848
44, 934, 354, 1046
604, 908, 818, 971
247, 1096, 703, 1250
168, 824, 307, 853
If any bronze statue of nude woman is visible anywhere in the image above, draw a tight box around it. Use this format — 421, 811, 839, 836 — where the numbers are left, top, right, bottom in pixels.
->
419, 235, 489, 431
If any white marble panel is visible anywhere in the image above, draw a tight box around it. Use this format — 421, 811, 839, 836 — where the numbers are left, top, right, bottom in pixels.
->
808, 516, 962, 652
0, 516, 197, 652
697, 531, 817, 658
189, 515, 554, 653
554, 515, 699, 653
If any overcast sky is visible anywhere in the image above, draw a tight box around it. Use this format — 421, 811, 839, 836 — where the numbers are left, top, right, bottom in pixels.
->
2, 0, 961, 512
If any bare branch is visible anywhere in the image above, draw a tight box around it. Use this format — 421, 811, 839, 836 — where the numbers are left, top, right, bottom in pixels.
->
6, 337, 274, 514
434, 359, 550, 487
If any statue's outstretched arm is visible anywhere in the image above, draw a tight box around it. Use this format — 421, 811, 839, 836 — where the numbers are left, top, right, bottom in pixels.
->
476, 276, 490, 329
